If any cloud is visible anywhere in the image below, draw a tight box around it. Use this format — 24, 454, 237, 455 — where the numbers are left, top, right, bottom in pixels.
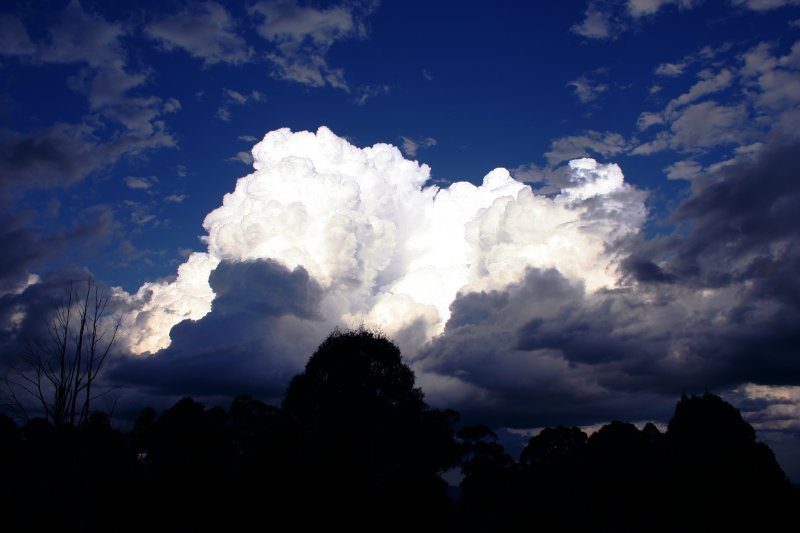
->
739, 42, 800, 116
663, 159, 703, 180
145, 1, 253, 65
664, 69, 734, 114
216, 88, 265, 121
0, 123, 101, 196
545, 131, 629, 165
655, 61, 687, 77
125, 176, 159, 190
0, 13, 35, 56
123, 200, 159, 229
112, 128, 645, 363
573, 1, 793, 42
0, 2, 177, 200
0, 270, 98, 372
632, 101, 748, 155
36, 1, 127, 68
30, 0, 170, 133
228, 151, 254, 165
248, 0, 377, 89
0, 207, 112, 293
414, 138, 800, 428
572, 0, 699, 40
0, 122, 174, 201
9, 127, 797, 459
109, 259, 327, 398
400, 136, 437, 157
354, 84, 390, 106
567, 75, 609, 104
730, 0, 800, 10
658, 139, 800, 288
654, 43, 732, 78
631, 38, 800, 169
670, 101, 748, 150
164, 194, 187, 203
572, 2, 615, 39
636, 111, 664, 130
627, 0, 700, 18
631, 40, 800, 155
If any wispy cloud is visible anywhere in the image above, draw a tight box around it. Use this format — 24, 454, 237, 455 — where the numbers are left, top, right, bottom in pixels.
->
164, 194, 188, 203
572, 2, 616, 39
399, 136, 437, 157
248, 0, 378, 90
216, 89, 265, 121
145, 1, 253, 66
124, 176, 159, 191
545, 131, 629, 165
354, 84, 390, 105
0, 2, 177, 200
227, 151, 254, 165
567, 74, 609, 104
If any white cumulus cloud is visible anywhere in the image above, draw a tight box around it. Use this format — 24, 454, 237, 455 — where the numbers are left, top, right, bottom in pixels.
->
114, 127, 646, 356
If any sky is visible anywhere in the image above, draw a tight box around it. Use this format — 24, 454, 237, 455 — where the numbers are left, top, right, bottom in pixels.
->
1, 0, 800, 478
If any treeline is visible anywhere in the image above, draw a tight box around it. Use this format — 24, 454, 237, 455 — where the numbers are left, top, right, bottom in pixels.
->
0, 329, 797, 532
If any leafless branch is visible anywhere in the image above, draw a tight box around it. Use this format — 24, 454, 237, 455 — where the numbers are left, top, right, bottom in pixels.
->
4, 279, 120, 427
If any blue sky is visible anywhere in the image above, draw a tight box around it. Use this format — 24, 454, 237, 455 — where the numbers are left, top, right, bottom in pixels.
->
2, 1, 800, 478
3, 0, 795, 291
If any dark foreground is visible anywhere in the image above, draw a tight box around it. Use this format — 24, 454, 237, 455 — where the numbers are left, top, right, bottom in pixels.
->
1, 330, 797, 532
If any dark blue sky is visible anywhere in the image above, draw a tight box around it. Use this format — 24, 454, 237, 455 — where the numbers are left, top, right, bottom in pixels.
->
2, 0, 800, 479
2, 0, 795, 291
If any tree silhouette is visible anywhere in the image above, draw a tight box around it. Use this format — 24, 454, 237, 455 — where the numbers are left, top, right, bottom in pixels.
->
584, 421, 664, 532
5, 279, 119, 427
663, 393, 796, 531
456, 424, 516, 533
513, 426, 592, 531
520, 425, 588, 468
280, 327, 457, 531
457, 424, 513, 479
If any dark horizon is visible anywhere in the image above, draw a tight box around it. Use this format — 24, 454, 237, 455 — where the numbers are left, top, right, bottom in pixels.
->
1, 329, 797, 532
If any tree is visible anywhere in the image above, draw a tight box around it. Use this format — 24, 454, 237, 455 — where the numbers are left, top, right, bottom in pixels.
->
5, 279, 119, 427
663, 393, 796, 531
280, 327, 458, 531
520, 425, 588, 468
457, 424, 513, 479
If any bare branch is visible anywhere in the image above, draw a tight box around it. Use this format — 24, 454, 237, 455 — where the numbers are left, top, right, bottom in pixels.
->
4, 279, 120, 427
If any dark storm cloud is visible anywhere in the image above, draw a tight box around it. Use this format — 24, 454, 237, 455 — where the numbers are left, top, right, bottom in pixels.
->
417, 139, 800, 429
628, 139, 800, 297
0, 208, 113, 375
0, 124, 175, 202
0, 269, 99, 371
0, 125, 103, 197
110, 259, 327, 399
0, 207, 112, 293
418, 268, 678, 427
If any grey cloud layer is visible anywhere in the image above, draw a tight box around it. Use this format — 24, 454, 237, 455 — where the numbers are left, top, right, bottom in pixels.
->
416, 138, 800, 428
109, 259, 328, 399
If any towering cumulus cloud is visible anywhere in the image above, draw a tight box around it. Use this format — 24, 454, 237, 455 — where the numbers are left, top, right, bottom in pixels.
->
116, 127, 645, 358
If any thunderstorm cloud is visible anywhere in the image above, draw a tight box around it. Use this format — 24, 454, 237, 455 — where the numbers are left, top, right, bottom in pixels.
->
97, 128, 799, 440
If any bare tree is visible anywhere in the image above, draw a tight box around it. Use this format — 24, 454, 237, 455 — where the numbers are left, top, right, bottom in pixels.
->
5, 279, 120, 427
